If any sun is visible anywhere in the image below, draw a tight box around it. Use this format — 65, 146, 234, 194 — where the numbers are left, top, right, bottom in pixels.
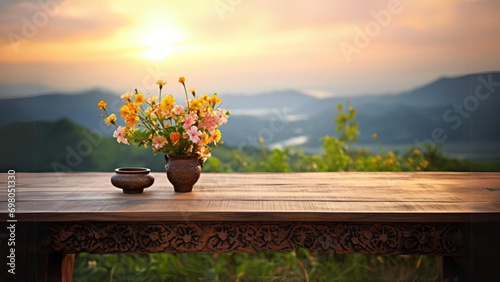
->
142, 45, 171, 62
139, 27, 185, 62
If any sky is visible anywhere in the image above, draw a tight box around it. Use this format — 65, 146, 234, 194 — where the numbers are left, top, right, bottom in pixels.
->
0, 0, 499, 99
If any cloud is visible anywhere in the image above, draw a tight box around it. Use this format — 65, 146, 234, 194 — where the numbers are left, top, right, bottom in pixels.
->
0, 0, 128, 44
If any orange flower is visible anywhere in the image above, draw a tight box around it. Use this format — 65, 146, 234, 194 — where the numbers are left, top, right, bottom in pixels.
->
125, 115, 139, 127
170, 132, 180, 145
199, 133, 208, 145
98, 100, 107, 109
178, 77, 185, 84
120, 102, 139, 127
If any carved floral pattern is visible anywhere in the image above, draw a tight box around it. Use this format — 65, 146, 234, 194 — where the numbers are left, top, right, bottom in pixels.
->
104, 225, 135, 252
171, 224, 206, 252
138, 224, 169, 252
403, 225, 439, 254
43, 222, 463, 255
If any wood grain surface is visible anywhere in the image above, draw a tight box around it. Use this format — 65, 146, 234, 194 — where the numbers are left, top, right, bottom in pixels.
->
1, 172, 499, 222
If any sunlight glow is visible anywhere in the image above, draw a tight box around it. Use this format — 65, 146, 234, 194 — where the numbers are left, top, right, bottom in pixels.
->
139, 26, 185, 62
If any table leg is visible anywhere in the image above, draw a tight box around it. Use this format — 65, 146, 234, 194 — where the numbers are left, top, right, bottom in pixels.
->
61, 254, 75, 282
465, 222, 500, 282
439, 255, 467, 281
46, 252, 75, 282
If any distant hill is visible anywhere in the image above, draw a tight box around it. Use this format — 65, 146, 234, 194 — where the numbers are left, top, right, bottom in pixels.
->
1, 72, 499, 160
0, 119, 167, 172
0, 88, 121, 130
222, 90, 317, 110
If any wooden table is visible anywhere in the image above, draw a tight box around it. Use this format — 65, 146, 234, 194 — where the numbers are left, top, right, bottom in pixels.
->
1, 172, 500, 281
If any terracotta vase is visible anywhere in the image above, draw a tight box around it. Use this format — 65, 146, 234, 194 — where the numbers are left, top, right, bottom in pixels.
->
165, 155, 202, 193
111, 167, 154, 194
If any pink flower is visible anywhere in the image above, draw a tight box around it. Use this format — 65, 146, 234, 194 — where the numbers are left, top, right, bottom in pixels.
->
186, 126, 202, 144
172, 105, 184, 116
217, 109, 228, 125
183, 113, 198, 130
200, 111, 217, 131
152, 135, 168, 150
113, 126, 130, 145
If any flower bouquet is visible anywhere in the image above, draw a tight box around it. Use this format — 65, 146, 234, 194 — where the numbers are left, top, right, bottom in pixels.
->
98, 77, 229, 192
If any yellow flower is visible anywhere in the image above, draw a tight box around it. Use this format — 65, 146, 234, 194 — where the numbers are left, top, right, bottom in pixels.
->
178, 77, 185, 84
104, 113, 116, 125
160, 95, 175, 112
120, 102, 137, 118
134, 93, 145, 105
98, 100, 107, 109
199, 104, 212, 116
416, 166, 421, 171
407, 157, 413, 164
372, 133, 377, 140
121, 91, 132, 101
413, 149, 420, 155
387, 152, 394, 159
213, 129, 221, 143
200, 94, 209, 103
209, 94, 222, 105
190, 99, 202, 111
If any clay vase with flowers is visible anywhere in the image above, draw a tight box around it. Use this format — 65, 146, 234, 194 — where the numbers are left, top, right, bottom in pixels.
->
98, 77, 229, 192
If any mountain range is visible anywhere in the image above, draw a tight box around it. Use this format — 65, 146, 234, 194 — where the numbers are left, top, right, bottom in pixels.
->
1, 71, 499, 163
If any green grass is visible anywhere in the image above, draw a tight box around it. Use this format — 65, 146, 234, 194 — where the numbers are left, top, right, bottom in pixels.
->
74, 251, 439, 281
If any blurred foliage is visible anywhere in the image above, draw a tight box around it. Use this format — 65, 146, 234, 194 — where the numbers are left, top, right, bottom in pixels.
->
204, 100, 481, 173
75, 252, 439, 281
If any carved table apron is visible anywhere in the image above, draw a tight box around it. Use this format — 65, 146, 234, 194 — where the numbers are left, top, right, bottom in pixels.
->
43, 222, 463, 256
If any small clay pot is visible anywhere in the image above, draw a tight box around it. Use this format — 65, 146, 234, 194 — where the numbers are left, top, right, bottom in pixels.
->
165, 155, 202, 193
111, 167, 154, 194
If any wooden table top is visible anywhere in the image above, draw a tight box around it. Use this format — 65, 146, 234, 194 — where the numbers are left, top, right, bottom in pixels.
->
1, 172, 500, 222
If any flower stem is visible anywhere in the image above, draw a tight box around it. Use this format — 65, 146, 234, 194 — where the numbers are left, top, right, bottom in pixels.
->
182, 83, 190, 111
